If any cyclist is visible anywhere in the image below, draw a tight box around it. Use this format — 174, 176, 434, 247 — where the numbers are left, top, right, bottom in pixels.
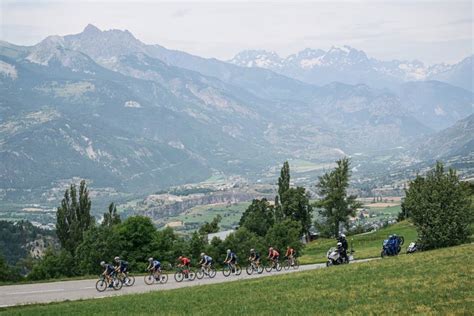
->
114, 256, 129, 275
178, 256, 191, 277
199, 253, 213, 274
100, 261, 115, 287
223, 249, 238, 272
267, 247, 280, 267
285, 246, 296, 266
199, 253, 213, 268
146, 257, 161, 279
248, 248, 260, 267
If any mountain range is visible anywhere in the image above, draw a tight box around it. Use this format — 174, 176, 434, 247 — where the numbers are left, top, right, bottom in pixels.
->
229, 46, 473, 91
0, 24, 472, 205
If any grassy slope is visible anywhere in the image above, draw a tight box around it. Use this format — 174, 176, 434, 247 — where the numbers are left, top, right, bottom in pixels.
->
2, 244, 472, 315
300, 221, 418, 264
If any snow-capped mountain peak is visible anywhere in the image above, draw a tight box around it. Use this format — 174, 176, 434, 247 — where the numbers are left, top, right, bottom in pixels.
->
229, 46, 473, 89
229, 49, 283, 69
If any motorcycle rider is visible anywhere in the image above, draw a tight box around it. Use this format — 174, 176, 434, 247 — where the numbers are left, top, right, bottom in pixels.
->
337, 233, 349, 262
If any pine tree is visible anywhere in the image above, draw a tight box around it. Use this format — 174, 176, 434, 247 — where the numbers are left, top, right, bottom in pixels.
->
315, 158, 361, 237
56, 180, 93, 254
278, 161, 290, 204
102, 202, 121, 227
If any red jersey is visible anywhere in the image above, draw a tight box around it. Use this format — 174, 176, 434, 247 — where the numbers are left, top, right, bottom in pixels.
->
286, 248, 295, 257
269, 249, 279, 257
180, 257, 191, 265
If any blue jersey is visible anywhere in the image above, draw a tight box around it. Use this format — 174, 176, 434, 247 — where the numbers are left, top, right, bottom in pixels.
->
203, 255, 212, 263
152, 260, 161, 269
118, 260, 128, 270
226, 252, 237, 261
105, 264, 115, 274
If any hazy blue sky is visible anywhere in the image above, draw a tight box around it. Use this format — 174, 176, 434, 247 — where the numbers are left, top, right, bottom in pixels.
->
1, 0, 472, 64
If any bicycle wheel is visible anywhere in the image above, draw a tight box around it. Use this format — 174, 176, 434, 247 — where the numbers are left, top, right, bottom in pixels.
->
159, 273, 168, 284
282, 260, 290, 270
222, 266, 231, 277
235, 265, 242, 276
95, 279, 107, 292
209, 267, 217, 278
144, 274, 154, 285
174, 271, 184, 282
112, 277, 123, 290
276, 262, 282, 272
196, 269, 204, 280
188, 269, 196, 281
257, 265, 264, 274
124, 274, 135, 286
246, 265, 254, 275
293, 259, 299, 269
264, 264, 273, 272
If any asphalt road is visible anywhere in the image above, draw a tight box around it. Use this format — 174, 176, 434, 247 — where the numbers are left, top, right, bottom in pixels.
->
0, 259, 373, 307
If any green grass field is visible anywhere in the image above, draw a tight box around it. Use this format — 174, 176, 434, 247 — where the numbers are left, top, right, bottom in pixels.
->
3, 244, 472, 315
299, 221, 418, 264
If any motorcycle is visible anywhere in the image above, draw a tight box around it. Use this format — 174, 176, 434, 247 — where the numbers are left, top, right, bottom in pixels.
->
381, 235, 404, 258
406, 242, 418, 254
326, 247, 349, 267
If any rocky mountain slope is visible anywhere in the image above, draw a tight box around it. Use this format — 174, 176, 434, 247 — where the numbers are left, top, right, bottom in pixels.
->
0, 25, 472, 205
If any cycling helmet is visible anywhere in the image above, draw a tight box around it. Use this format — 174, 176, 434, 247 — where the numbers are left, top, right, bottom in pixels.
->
269, 247, 273, 250
337, 242, 342, 247
340, 233, 346, 238
148, 257, 153, 262
100, 261, 106, 266
250, 248, 255, 252
114, 256, 120, 261
178, 256, 183, 260
227, 249, 231, 254
200, 252, 205, 257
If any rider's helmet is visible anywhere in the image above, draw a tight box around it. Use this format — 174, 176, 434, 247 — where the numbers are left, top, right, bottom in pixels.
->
100, 261, 106, 266
250, 248, 255, 253
227, 249, 231, 254
148, 257, 153, 262
200, 252, 205, 257
337, 242, 342, 248
269, 247, 273, 250
114, 256, 120, 262
340, 233, 346, 239
178, 256, 183, 260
